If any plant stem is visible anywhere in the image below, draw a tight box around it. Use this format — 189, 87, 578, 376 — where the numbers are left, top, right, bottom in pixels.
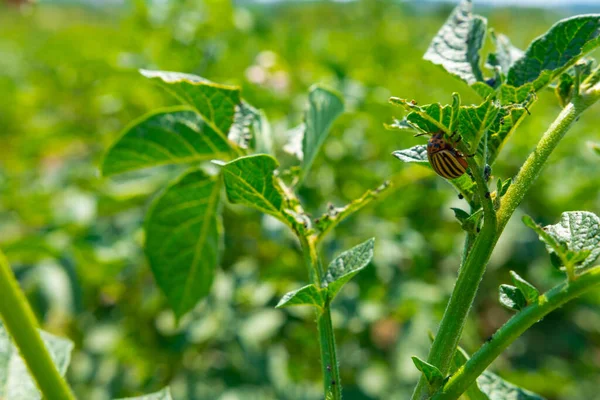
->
412, 95, 598, 399
433, 265, 600, 400
0, 249, 76, 400
497, 99, 593, 232
300, 236, 342, 399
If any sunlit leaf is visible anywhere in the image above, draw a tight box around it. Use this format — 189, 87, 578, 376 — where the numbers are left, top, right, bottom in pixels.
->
457, 97, 501, 153
301, 85, 344, 177
423, 0, 487, 85
0, 323, 73, 400
276, 284, 326, 310
140, 69, 241, 145
392, 145, 429, 164
222, 154, 286, 222
322, 238, 374, 301
101, 109, 232, 176
145, 169, 222, 318
506, 15, 600, 90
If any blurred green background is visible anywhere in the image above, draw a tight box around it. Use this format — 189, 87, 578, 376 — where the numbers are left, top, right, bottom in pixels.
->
1, 0, 600, 399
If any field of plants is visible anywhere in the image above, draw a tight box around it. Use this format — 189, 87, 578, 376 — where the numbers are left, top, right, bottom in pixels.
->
1, 1, 600, 399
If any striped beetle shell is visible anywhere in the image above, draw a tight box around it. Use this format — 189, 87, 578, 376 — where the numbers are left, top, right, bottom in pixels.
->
426, 132, 468, 179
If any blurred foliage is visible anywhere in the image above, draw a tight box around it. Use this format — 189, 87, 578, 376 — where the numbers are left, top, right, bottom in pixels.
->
0, 1, 599, 399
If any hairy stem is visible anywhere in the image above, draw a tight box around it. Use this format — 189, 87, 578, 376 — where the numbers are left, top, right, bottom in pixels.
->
412, 95, 598, 399
433, 265, 600, 400
300, 236, 341, 399
412, 159, 497, 399
0, 250, 76, 400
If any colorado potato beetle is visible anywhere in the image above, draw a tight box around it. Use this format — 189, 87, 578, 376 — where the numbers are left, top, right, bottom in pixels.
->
426, 131, 469, 179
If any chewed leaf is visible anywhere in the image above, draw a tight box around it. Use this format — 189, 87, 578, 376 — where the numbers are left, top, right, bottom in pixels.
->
411, 356, 445, 389
499, 284, 526, 311
477, 371, 546, 400
115, 388, 173, 400
506, 15, 600, 90
509, 271, 539, 304
389, 98, 453, 134
392, 145, 429, 164
322, 238, 374, 301
457, 97, 501, 153
145, 169, 222, 318
140, 69, 241, 145
0, 323, 73, 400
229, 101, 260, 150
423, 0, 487, 85
101, 109, 232, 176
276, 284, 326, 310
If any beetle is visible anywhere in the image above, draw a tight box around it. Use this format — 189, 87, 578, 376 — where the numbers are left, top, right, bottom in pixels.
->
426, 131, 469, 179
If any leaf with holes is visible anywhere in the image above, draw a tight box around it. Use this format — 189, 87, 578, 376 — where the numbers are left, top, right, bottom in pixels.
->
140, 70, 241, 148
457, 97, 501, 153
276, 284, 326, 311
145, 169, 222, 318
101, 109, 232, 176
301, 85, 344, 178
389, 98, 453, 134
0, 323, 73, 400
424, 0, 487, 86
115, 388, 173, 400
322, 238, 374, 301
506, 15, 600, 90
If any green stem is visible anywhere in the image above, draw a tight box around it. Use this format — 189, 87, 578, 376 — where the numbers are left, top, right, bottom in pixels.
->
412, 95, 598, 399
496, 99, 593, 232
300, 236, 342, 399
0, 250, 76, 400
433, 265, 600, 400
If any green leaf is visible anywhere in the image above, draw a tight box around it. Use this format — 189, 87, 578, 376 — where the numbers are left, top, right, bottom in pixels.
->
101, 109, 232, 176
463, 209, 484, 234
451, 207, 471, 224
251, 109, 274, 155
222, 154, 288, 223
555, 73, 575, 107
0, 323, 73, 400
275, 284, 326, 310
411, 356, 445, 389
457, 97, 501, 152
486, 31, 524, 76
145, 169, 222, 318
499, 284, 527, 311
322, 238, 374, 301
506, 15, 600, 90
140, 70, 241, 146
301, 85, 344, 177
476, 371, 546, 400
424, 0, 487, 85
524, 212, 600, 274
389, 98, 453, 134
115, 388, 173, 400
392, 145, 429, 164
543, 211, 600, 270
509, 271, 539, 304
484, 98, 532, 165
229, 101, 259, 150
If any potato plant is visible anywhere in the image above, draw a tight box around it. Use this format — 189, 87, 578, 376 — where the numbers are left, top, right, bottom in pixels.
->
388, 1, 600, 399
0, 1, 599, 400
